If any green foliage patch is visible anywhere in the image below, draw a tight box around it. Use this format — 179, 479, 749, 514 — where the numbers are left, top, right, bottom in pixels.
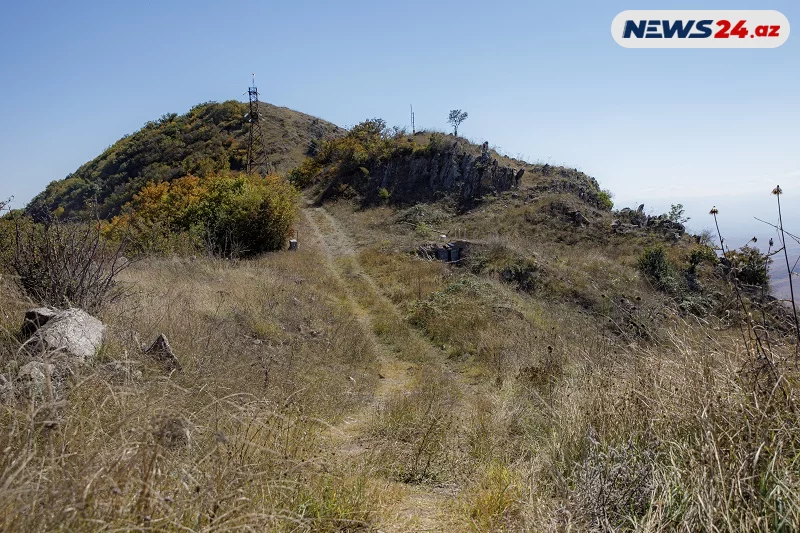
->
104, 172, 298, 257
26, 101, 340, 220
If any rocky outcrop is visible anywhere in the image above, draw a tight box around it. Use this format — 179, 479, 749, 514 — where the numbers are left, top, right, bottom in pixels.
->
531, 165, 609, 210
646, 215, 685, 234
614, 206, 686, 239
611, 219, 639, 234
338, 139, 524, 206
570, 210, 591, 226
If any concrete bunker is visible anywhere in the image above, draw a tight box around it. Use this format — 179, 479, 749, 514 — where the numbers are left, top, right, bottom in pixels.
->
418, 240, 471, 264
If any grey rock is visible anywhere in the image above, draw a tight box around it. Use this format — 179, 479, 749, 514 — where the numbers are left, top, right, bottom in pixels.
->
360, 141, 526, 206
16, 361, 57, 398
646, 215, 685, 235
21, 307, 60, 338
26, 308, 105, 364
618, 207, 649, 227
571, 210, 590, 226
144, 334, 181, 372
17, 360, 51, 382
613, 222, 639, 235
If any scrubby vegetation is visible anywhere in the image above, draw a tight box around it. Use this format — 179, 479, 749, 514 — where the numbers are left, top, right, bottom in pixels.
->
1, 218, 130, 311
726, 245, 771, 286
638, 244, 679, 291
288, 118, 416, 196
26, 101, 341, 220
289, 119, 576, 209
103, 172, 298, 257
319, 179, 800, 530
0, 247, 380, 531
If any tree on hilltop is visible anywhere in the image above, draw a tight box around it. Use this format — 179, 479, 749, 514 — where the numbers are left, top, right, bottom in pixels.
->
447, 110, 468, 136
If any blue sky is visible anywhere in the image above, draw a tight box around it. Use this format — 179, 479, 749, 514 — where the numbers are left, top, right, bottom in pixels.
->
1, 0, 798, 235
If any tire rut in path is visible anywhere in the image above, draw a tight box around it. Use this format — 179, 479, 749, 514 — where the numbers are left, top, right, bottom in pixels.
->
301, 206, 454, 532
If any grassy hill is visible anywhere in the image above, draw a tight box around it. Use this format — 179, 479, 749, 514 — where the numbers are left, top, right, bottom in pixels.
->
2, 113, 799, 531
25, 100, 343, 220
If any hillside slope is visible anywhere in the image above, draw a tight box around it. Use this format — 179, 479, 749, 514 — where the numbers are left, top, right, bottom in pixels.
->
26, 101, 343, 219
4, 112, 798, 530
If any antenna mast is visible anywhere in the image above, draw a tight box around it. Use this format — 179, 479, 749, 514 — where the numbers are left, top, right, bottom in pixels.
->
410, 104, 415, 134
246, 74, 270, 175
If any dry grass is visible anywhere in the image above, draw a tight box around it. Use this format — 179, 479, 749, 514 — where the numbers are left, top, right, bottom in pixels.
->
3, 196, 800, 531
0, 249, 381, 531
321, 200, 800, 532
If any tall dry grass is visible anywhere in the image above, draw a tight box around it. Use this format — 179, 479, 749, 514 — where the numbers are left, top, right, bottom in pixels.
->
339, 201, 800, 531
0, 249, 381, 531
3, 195, 800, 531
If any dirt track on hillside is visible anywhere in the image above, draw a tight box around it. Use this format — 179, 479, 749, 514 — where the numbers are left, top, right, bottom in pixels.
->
301, 205, 457, 531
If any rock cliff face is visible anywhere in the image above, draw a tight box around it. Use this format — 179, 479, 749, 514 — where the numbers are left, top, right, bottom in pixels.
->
324, 139, 524, 206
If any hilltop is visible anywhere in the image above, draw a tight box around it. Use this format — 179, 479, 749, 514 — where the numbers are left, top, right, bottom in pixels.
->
25, 100, 343, 220
290, 120, 612, 213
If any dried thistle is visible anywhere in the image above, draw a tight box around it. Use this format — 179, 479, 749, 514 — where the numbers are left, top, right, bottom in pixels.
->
771, 184, 799, 347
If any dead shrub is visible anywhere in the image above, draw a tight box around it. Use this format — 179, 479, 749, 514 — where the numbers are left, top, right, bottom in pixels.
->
2, 218, 131, 312
570, 433, 658, 530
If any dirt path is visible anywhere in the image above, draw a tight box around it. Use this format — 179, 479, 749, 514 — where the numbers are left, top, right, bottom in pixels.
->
302, 206, 417, 414
301, 206, 456, 532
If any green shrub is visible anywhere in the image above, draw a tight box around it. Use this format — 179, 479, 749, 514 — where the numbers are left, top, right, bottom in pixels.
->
638, 245, 677, 291
727, 245, 770, 286
668, 203, 690, 224
687, 245, 717, 275
287, 159, 323, 188
287, 118, 419, 203
26, 101, 250, 220
105, 172, 298, 258
598, 189, 614, 210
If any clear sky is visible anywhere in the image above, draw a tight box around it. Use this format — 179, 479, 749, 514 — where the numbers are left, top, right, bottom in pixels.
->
1, 0, 798, 234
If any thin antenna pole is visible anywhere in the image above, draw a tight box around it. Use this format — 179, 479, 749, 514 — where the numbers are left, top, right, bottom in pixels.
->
410, 104, 415, 134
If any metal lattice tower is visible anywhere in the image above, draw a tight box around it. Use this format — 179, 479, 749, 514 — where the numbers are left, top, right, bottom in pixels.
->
245, 75, 270, 175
